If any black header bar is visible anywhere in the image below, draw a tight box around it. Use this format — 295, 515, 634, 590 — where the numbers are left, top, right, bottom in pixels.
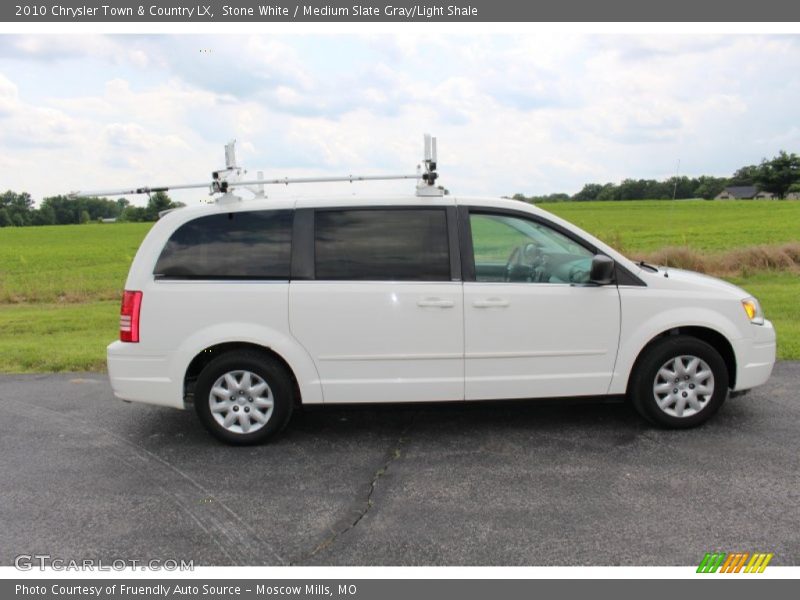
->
4, 1, 800, 22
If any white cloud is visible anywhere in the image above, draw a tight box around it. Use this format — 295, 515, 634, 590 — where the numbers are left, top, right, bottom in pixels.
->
103, 122, 188, 152
0, 71, 18, 115
0, 34, 799, 204
0, 71, 85, 150
0, 35, 158, 67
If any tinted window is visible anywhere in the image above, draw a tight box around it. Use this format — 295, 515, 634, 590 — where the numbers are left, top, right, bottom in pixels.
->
154, 210, 292, 279
315, 209, 450, 281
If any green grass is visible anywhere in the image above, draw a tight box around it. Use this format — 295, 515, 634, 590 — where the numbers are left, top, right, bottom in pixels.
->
0, 200, 798, 372
729, 273, 800, 361
0, 301, 117, 372
0, 222, 152, 303
542, 199, 800, 253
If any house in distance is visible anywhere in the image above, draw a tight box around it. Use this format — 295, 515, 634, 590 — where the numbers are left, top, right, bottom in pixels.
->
715, 185, 774, 200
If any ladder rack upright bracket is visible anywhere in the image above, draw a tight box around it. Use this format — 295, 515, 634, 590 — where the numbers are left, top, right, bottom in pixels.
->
415, 133, 445, 197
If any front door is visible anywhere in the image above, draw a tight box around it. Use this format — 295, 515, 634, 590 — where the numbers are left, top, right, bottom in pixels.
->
462, 208, 621, 400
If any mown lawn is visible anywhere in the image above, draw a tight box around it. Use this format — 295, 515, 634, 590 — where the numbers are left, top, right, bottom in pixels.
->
544, 199, 800, 252
0, 221, 152, 303
0, 301, 117, 372
0, 200, 798, 372
728, 272, 800, 361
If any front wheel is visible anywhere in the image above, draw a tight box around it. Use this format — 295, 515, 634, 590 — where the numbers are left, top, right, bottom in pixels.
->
629, 336, 729, 428
194, 351, 294, 445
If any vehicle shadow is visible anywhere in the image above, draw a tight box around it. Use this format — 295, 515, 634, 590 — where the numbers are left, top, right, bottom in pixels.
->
130, 395, 651, 451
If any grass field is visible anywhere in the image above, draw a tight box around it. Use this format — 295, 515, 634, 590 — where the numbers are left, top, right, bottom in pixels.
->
0, 301, 117, 372
0, 199, 798, 372
0, 221, 152, 303
543, 199, 800, 252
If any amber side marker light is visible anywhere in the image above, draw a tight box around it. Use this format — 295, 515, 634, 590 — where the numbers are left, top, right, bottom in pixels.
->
741, 297, 764, 325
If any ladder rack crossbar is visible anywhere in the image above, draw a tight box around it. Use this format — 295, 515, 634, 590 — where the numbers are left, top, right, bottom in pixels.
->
73, 182, 208, 197
72, 173, 420, 198
243, 173, 419, 186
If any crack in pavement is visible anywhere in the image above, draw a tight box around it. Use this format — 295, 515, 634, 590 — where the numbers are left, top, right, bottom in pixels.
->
292, 412, 417, 564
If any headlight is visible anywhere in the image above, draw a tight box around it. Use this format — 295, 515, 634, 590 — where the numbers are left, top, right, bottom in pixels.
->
742, 297, 764, 325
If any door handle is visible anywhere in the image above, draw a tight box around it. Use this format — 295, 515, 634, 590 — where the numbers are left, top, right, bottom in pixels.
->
417, 297, 455, 308
473, 298, 510, 308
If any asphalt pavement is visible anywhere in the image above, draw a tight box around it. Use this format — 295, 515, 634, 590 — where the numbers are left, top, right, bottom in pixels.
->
0, 364, 798, 566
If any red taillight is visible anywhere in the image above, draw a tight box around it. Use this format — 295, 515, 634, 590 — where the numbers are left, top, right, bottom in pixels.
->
120, 290, 143, 343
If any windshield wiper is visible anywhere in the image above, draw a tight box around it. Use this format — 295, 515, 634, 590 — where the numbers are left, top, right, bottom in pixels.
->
636, 260, 659, 272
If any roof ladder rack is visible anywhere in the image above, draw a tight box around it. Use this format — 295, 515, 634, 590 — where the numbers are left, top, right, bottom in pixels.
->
70, 134, 447, 201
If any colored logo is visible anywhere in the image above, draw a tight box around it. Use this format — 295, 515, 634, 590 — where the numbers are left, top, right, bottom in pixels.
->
697, 552, 773, 573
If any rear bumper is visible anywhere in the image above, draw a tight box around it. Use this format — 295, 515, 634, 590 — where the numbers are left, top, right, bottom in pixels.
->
732, 320, 776, 392
107, 341, 184, 409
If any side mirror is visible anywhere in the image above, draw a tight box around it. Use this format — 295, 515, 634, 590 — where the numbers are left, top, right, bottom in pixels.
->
590, 255, 615, 285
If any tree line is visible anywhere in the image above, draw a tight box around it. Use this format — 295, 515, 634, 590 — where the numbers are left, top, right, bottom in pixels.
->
0, 191, 184, 227
513, 150, 800, 203
3, 150, 798, 226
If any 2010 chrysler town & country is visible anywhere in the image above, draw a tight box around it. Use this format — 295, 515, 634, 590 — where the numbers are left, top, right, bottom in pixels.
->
107, 196, 776, 444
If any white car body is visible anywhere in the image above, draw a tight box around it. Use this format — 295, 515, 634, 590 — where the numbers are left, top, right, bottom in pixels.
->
107, 196, 776, 415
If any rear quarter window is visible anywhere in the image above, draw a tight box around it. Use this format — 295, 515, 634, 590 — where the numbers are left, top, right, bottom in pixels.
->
154, 210, 292, 279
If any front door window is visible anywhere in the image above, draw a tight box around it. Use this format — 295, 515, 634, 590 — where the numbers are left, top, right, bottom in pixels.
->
470, 213, 594, 284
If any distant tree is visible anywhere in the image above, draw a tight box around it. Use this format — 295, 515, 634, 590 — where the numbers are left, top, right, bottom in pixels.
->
31, 204, 56, 226
0, 190, 34, 226
83, 197, 120, 220
617, 179, 658, 200
729, 164, 758, 186
39, 194, 131, 224
572, 183, 606, 201
510, 192, 570, 204
145, 191, 183, 220
120, 205, 151, 222
664, 176, 698, 199
595, 183, 620, 201
0, 208, 10, 227
79, 210, 91, 223
40, 195, 78, 224
512, 192, 572, 204
693, 176, 728, 200
753, 150, 800, 199
538, 193, 570, 203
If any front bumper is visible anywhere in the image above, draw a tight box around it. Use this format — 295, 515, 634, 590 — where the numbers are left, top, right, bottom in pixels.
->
732, 319, 776, 392
107, 341, 184, 409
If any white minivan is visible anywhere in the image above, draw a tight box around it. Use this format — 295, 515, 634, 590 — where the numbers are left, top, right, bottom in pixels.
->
107, 195, 776, 444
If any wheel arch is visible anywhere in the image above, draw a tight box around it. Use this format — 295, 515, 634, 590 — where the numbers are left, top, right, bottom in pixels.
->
184, 342, 304, 407
625, 326, 737, 394
174, 323, 324, 407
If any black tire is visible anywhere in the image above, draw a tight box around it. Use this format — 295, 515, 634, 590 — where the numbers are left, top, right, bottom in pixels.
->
629, 335, 729, 428
194, 351, 294, 445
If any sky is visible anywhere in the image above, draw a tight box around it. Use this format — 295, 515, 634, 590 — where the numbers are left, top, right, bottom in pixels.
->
1, 33, 799, 206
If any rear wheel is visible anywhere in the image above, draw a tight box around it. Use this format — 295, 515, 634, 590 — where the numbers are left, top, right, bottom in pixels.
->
629, 335, 729, 428
194, 351, 294, 445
